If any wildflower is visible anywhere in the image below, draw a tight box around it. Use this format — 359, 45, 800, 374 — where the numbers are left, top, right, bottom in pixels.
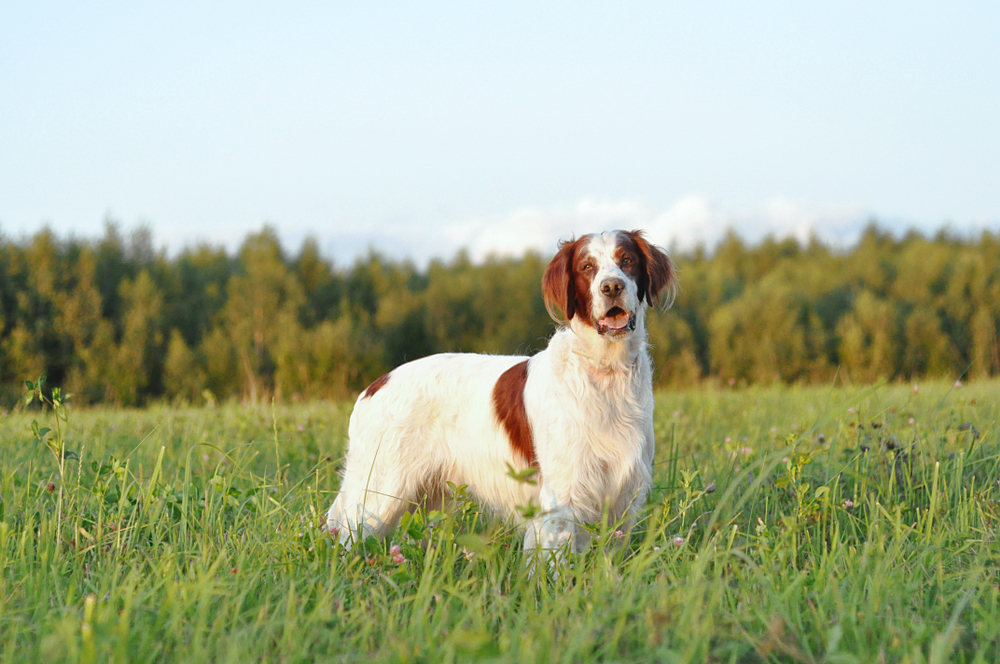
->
329, 525, 340, 537
673, 536, 685, 547
46, 481, 56, 493
843, 499, 854, 509
955, 380, 963, 388
389, 544, 401, 556
848, 407, 856, 414
366, 556, 377, 566
231, 567, 238, 574
613, 529, 624, 539
817, 433, 826, 443
725, 437, 732, 444
202, 454, 210, 463
781, 457, 788, 463
653, 546, 661, 552
770, 427, 777, 435
297, 424, 305, 432
464, 550, 475, 561
908, 417, 915, 425
912, 385, 920, 394
739, 446, 752, 456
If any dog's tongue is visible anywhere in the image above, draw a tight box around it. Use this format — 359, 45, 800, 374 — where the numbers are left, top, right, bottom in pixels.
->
599, 310, 630, 330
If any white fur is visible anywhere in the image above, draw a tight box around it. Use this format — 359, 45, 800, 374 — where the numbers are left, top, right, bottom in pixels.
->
327, 231, 659, 556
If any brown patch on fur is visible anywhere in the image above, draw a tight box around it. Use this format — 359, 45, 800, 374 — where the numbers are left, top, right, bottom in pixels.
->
571, 244, 596, 327
621, 230, 677, 306
361, 372, 391, 399
491, 360, 537, 466
613, 240, 641, 281
542, 236, 595, 327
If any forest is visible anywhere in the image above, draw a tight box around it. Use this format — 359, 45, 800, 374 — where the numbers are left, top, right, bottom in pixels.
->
1, 222, 998, 407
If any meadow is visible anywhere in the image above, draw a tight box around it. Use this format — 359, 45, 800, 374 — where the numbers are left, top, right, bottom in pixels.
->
0, 379, 998, 663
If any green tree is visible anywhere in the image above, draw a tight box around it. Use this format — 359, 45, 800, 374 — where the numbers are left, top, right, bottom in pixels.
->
56, 247, 116, 403
4, 221, 1000, 402
708, 280, 823, 385
646, 311, 702, 387
200, 326, 238, 401
212, 227, 305, 401
294, 237, 343, 326
163, 329, 206, 403
1, 326, 46, 400
970, 307, 999, 379
836, 291, 899, 383
165, 244, 233, 347
476, 253, 550, 355
110, 271, 164, 406
422, 251, 484, 352
901, 306, 954, 379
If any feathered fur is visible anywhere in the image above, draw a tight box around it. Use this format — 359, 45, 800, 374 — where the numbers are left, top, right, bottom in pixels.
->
326, 230, 676, 554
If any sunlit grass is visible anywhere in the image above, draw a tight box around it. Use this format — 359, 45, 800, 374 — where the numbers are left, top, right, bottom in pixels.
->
1, 380, 998, 662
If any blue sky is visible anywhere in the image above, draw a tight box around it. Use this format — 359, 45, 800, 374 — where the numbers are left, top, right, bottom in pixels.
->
2, 2, 998, 265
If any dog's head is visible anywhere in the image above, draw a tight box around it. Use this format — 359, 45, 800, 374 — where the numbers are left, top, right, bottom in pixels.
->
542, 230, 676, 338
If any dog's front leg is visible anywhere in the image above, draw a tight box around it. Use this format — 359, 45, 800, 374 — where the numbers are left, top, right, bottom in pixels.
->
523, 484, 581, 566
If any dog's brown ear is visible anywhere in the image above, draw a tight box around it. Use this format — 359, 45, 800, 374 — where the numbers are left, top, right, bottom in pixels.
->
542, 238, 579, 323
629, 230, 677, 307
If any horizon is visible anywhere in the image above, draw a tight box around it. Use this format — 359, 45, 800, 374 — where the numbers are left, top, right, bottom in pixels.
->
1, 212, 992, 270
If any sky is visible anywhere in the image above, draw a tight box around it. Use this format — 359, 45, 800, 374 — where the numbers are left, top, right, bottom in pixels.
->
2, 2, 998, 266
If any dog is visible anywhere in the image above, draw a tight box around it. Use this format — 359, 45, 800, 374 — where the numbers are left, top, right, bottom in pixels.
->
326, 229, 676, 555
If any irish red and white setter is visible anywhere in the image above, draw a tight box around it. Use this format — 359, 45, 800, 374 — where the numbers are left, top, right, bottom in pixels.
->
327, 230, 676, 555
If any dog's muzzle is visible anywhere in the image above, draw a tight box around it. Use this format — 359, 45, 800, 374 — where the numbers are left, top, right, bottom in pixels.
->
597, 307, 636, 335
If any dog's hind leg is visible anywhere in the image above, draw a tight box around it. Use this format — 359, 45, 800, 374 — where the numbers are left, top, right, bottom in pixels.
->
327, 389, 445, 548
326, 430, 424, 549
326, 483, 413, 549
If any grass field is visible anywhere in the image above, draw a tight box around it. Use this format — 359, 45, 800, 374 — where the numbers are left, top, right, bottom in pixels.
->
1, 379, 998, 663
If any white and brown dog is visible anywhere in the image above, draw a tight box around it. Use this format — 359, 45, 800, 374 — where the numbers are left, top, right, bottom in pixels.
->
327, 230, 676, 554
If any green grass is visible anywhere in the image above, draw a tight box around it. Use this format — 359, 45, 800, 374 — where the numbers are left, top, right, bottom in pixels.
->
1, 380, 999, 663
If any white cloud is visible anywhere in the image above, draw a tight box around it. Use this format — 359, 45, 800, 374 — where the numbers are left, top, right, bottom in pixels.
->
20, 194, 976, 268
381, 194, 874, 266
447, 198, 658, 262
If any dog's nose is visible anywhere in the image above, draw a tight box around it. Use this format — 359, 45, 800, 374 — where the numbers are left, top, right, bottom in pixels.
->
601, 278, 624, 297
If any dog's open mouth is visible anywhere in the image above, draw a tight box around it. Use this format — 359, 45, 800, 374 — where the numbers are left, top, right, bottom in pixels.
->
597, 307, 636, 335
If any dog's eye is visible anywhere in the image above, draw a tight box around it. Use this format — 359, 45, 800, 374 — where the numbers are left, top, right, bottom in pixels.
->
622, 256, 632, 265
582, 263, 594, 272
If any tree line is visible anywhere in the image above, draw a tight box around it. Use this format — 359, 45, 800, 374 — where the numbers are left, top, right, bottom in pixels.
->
1, 222, 998, 407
